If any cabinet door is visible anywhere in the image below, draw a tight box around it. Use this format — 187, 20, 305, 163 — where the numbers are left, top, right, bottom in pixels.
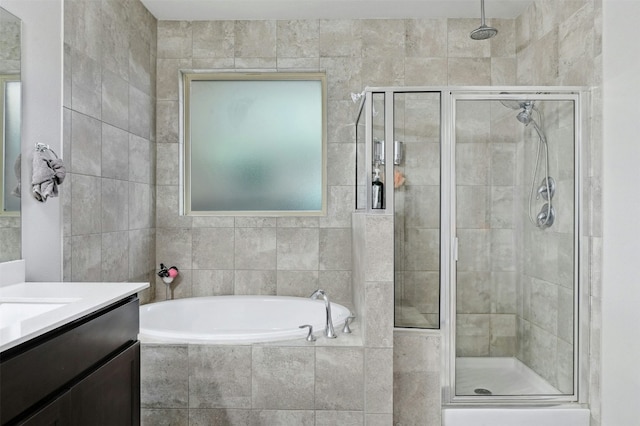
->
67, 342, 140, 426
19, 394, 68, 426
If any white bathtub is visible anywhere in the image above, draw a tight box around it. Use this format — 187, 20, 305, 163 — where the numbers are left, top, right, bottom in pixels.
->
138, 295, 352, 344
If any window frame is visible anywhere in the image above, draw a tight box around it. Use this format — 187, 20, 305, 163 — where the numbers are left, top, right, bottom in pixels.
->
182, 71, 327, 216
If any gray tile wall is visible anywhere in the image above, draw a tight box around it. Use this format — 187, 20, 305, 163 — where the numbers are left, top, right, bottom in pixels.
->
0, 14, 20, 74
0, 217, 20, 262
351, 213, 394, 422
391, 19, 516, 331
154, 18, 519, 307
393, 330, 441, 426
515, 2, 602, 422
140, 334, 390, 425
515, 101, 576, 393
125, 5, 600, 424
454, 101, 520, 358
62, 0, 157, 301
0, 14, 21, 263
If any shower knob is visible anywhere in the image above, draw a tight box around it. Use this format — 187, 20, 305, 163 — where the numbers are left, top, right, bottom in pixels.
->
536, 176, 556, 201
536, 203, 555, 229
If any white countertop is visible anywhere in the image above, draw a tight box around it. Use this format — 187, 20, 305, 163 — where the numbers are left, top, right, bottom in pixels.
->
0, 281, 148, 352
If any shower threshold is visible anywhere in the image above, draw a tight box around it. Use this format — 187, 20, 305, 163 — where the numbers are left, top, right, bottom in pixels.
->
455, 357, 562, 396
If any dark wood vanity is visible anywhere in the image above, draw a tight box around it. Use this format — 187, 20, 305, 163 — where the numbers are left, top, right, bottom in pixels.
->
0, 295, 140, 426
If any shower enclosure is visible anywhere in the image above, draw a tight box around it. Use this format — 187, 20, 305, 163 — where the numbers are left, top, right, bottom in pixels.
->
355, 87, 589, 406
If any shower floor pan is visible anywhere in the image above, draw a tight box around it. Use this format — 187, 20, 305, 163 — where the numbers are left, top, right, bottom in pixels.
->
455, 357, 561, 396
447, 357, 589, 426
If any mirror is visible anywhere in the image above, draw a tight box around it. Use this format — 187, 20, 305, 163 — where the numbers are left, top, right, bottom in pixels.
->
0, 7, 21, 262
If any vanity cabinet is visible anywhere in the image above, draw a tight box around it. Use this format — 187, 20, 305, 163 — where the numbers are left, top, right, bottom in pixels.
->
0, 296, 140, 426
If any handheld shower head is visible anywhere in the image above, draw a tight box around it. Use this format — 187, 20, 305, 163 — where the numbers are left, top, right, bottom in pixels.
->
517, 106, 533, 125
500, 99, 524, 110
500, 99, 534, 111
499, 97, 536, 125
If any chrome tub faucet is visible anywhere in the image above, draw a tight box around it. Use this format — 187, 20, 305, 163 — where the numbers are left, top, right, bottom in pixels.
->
310, 289, 337, 339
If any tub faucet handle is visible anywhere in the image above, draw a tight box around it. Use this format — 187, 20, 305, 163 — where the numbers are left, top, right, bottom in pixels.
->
342, 315, 356, 334
299, 324, 316, 342
309, 289, 337, 339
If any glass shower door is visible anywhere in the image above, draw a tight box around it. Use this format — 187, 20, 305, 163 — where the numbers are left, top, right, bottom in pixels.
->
453, 94, 578, 398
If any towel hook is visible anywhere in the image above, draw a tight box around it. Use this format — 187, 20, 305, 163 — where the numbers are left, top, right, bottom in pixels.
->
35, 142, 59, 158
35, 142, 49, 152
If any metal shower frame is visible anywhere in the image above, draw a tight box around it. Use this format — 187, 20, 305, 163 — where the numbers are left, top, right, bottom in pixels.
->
356, 86, 590, 406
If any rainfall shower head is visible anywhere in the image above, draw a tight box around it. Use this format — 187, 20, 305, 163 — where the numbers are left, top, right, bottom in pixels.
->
470, 25, 498, 40
470, 0, 498, 40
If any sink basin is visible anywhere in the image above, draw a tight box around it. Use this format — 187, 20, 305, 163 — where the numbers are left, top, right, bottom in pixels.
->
0, 301, 73, 325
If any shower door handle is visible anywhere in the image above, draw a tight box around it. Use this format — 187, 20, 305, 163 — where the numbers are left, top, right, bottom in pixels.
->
454, 237, 459, 262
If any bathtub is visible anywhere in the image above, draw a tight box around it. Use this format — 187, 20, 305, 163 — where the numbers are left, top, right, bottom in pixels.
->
138, 295, 352, 344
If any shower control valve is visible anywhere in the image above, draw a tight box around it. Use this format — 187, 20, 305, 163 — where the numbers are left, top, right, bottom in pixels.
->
536, 176, 556, 201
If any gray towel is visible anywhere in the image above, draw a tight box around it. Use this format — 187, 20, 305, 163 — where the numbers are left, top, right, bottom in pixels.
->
32, 150, 66, 202
11, 154, 20, 198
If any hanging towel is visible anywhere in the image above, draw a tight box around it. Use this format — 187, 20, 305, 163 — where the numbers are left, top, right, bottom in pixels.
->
31, 148, 66, 202
11, 154, 21, 198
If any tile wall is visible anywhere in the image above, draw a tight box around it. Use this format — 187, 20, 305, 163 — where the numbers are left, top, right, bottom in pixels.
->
0, 12, 20, 262
389, 0, 602, 419
62, 0, 157, 301
154, 17, 517, 304
153, 17, 515, 422
55, 1, 603, 423
516, 100, 576, 393
393, 330, 441, 426
0, 11, 19, 74
141, 340, 374, 425
515, 1, 602, 424
454, 100, 520, 358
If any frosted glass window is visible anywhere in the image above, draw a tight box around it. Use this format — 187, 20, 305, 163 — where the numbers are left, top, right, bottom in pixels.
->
184, 73, 326, 215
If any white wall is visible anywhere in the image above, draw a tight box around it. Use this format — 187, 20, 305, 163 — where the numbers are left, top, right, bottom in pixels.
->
0, 0, 63, 281
602, 1, 640, 424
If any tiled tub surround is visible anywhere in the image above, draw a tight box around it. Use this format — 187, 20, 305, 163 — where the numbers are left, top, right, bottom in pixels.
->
141, 213, 394, 424
141, 335, 376, 425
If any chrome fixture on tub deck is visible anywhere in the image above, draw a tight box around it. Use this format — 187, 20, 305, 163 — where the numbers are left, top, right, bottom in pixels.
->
310, 289, 337, 338
299, 324, 316, 342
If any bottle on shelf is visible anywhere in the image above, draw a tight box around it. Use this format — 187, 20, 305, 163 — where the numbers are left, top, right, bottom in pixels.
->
372, 167, 384, 209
